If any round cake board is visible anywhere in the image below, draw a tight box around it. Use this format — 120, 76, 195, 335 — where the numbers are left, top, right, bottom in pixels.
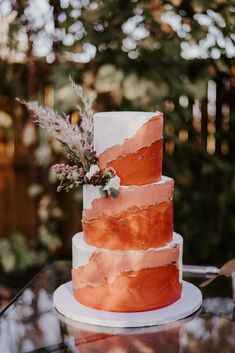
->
53, 280, 202, 328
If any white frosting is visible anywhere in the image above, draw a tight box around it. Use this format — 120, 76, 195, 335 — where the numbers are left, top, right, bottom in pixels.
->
72, 234, 97, 269
72, 232, 183, 271
83, 184, 102, 210
94, 111, 160, 155
83, 176, 172, 210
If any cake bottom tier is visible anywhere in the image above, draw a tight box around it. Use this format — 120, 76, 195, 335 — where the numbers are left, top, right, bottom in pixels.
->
72, 232, 183, 312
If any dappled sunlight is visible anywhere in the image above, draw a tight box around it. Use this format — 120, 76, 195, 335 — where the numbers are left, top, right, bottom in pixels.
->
1, 0, 234, 63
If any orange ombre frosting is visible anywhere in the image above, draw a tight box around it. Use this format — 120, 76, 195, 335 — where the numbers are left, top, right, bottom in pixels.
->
83, 177, 174, 249
73, 265, 182, 312
95, 112, 163, 185
72, 233, 183, 312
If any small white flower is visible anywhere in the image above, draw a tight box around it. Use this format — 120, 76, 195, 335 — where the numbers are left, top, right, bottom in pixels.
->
104, 175, 121, 191
85, 164, 100, 180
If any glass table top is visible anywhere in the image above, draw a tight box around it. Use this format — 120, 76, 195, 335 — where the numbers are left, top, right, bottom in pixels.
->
0, 260, 234, 353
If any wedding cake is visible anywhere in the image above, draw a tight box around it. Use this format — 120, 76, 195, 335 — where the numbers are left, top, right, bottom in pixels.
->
71, 111, 183, 312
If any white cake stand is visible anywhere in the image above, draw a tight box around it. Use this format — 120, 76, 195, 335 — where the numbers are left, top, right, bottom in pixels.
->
53, 280, 202, 328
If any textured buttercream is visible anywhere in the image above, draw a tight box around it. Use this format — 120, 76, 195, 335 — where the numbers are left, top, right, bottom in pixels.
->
73, 232, 183, 270
83, 176, 173, 211
72, 232, 183, 294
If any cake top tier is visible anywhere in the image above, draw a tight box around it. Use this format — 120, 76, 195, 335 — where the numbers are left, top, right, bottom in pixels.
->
94, 111, 163, 186
94, 111, 162, 155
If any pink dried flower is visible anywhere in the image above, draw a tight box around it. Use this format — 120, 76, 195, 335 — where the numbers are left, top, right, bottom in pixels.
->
52, 164, 80, 177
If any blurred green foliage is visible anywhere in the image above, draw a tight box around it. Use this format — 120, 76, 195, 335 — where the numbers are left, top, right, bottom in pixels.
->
0, 232, 47, 272
0, 0, 235, 272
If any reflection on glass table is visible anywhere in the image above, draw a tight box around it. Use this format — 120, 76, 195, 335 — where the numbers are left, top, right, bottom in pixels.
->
0, 261, 235, 353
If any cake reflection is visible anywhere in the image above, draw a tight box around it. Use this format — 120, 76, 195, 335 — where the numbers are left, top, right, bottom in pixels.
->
58, 312, 199, 353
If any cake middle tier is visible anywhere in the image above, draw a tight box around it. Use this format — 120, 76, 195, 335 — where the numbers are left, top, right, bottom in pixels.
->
72, 232, 183, 312
82, 176, 174, 250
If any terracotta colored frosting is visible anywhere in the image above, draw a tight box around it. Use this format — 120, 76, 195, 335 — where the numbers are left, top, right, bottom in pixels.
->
83, 178, 174, 219
98, 116, 163, 185
83, 201, 173, 250
72, 265, 182, 312
83, 178, 174, 249
72, 241, 180, 288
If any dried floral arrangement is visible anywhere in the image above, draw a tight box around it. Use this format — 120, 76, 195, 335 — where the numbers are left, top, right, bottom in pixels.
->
20, 80, 120, 199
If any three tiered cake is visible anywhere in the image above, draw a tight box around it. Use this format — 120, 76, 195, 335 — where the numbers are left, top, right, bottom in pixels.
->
71, 111, 183, 312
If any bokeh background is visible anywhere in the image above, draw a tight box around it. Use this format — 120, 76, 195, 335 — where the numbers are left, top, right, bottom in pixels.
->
0, 0, 234, 304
